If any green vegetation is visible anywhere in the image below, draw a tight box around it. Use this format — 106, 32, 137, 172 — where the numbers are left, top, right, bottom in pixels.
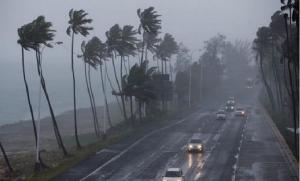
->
253, 0, 299, 158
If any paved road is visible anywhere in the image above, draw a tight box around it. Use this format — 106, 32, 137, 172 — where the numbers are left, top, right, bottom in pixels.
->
53, 98, 298, 181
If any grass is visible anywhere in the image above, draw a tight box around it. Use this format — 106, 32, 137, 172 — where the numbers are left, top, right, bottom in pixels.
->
28, 129, 132, 181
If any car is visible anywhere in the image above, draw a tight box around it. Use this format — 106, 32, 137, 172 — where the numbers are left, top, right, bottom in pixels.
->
235, 108, 246, 117
225, 104, 235, 112
187, 138, 203, 152
162, 168, 184, 181
216, 110, 226, 120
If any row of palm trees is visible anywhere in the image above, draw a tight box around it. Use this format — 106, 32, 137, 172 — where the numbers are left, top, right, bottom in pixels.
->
253, 0, 299, 158
4, 6, 179, 172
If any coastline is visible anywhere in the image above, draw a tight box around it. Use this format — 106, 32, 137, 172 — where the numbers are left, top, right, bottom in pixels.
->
0, 102, 123, 153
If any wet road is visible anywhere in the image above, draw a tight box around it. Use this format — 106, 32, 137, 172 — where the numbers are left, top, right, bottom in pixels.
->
53, 100, 298, 181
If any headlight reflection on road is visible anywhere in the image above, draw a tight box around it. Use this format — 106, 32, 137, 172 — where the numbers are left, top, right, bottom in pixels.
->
188, 153, 192, 168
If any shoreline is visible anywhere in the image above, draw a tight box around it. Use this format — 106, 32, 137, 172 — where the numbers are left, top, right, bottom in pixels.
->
0, 102, 123, 153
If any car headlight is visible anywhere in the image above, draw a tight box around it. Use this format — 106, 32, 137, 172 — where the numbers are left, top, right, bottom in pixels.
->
197, 145, 202, 149
231, 106, 234, 109
241, 111, 245, 114
189, 145, 193, 149
177, 178, 183, 181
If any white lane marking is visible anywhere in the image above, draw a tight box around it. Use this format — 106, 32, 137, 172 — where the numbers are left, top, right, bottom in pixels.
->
96, 149, 119, 155
231, 116, 248, 181
80, 112, 208, 181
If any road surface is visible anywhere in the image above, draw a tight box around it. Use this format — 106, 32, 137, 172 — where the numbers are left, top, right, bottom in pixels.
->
53, 97, 298, 181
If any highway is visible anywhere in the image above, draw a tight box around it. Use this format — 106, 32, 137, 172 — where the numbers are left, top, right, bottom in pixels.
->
53, 95, 298, 181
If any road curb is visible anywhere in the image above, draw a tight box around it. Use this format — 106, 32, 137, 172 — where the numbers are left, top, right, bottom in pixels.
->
260, 105, 299, 178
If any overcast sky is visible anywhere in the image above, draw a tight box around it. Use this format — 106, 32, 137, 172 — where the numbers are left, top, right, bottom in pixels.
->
0, 0, 281, 62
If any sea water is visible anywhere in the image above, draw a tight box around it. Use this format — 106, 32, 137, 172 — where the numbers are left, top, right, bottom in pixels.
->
0, 59, 112, 126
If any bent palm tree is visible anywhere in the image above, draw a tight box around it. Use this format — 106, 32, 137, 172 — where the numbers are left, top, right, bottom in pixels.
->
137, 7, 161, 64
17, 25, 42, 169
80, 41, 100, 137
27, 16, 68, 156
122, 60, 157, 122
106, 24, 128, 121
67, 9, 93, 149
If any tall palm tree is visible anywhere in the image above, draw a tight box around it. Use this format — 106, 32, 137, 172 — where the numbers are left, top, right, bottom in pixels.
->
67, 9, 93, 149
80, 41, 100, 137
144, 32, 161, 61
21, 16, 68, 156
119, 25, 139, 122
253, 27, 276, 109
0, 142, 13, 173
119, 25, 139, 81
17, 24, 41, 168
155, 33, 178, 111
122, 61, 157, 122
137, 7, 161, 64
83, 37, 113, 129
17, 16, 68, 159
105, 24, 128, 121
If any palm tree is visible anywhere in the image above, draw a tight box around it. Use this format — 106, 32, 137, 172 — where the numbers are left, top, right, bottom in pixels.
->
17, 16, 68, 160
144, 32, 161, 61
0, 142, 13, 173
83, 37, 113, 129
28, 16, 68, 156
17, 24, 42, 169
67, 9, 93, 149
119, 25, 139, 81
137, 7, 161, 64
155, 33, 178, 111
253, 27, 276, 109
80, 41, 100, 137
122, 61, 157, 122
105, 24, 128, 121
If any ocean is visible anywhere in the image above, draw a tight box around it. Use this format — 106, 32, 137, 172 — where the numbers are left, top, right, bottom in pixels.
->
0, 59, 113, 126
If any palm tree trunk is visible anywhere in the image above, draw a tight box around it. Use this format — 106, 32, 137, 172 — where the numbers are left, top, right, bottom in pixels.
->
88, 65, 101, 134
169, 61, 172, 80
271, 40, 281, 110
111, 55, 128, 121
164, 61, 167, 75
84, 63, 99, 136
0, 142, 13, 173
22, 47, 38, 146
100, 65, 113, 128
140, 31, 145, 65
104, 60, 123, 114
21, 47, 46, 169
71, 32, 81, 149
138, 100, 142, 122
259, 52, 275, 109
127, 56, 131, 73
124, 57, 128, 75
35, 50, 68, 156
130, 96, 134, 125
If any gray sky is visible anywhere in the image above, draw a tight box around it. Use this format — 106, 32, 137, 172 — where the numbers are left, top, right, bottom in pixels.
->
0, 0, 281, 62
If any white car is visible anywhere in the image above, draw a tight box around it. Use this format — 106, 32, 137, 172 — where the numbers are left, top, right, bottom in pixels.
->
162, 168, 184, 181
235, 108, 246, 117
187, 138, 203, 152
216, 110, 226, 120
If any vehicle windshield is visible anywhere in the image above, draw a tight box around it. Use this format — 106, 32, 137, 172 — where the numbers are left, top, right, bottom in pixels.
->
190, 139, 201, 143
237, 108, 243, 111
218, 111, 225, 114
165, 171, 182, 177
